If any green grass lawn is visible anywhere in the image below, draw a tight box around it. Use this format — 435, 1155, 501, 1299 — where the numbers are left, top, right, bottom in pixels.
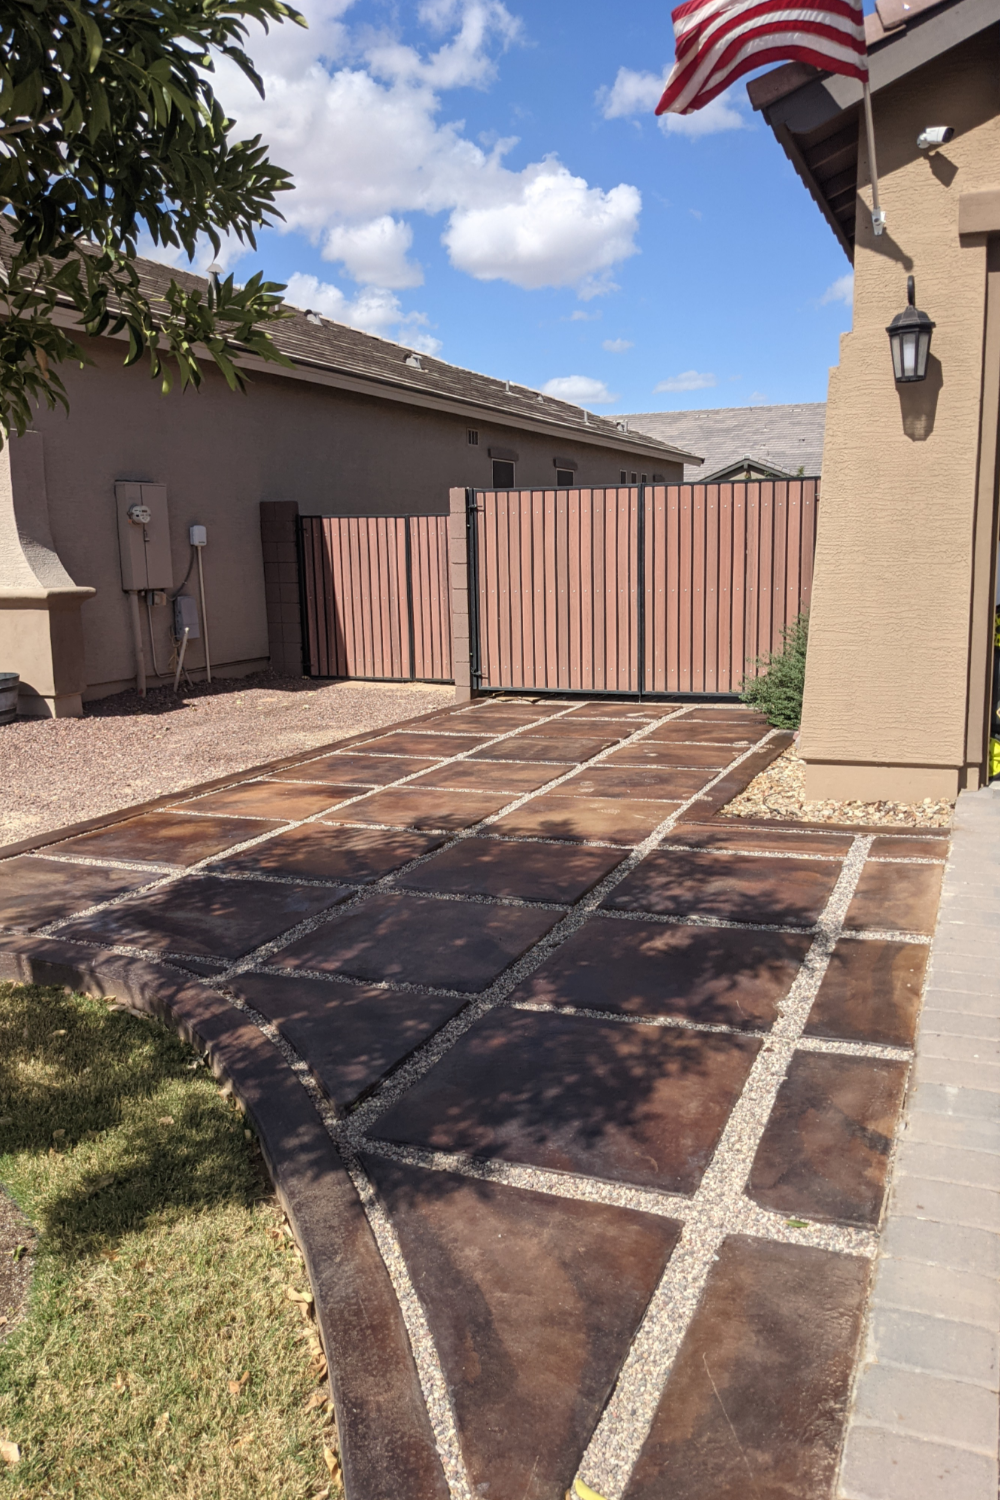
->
0, 982, 341, 1499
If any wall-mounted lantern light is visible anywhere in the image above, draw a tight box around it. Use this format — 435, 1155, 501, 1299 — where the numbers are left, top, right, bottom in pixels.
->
887, 275, 935, 382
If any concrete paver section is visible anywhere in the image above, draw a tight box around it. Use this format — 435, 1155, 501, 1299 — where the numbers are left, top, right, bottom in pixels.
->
0, 697, 961, 1499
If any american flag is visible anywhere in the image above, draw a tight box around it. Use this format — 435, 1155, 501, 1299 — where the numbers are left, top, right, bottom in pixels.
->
656, 0, 868, 116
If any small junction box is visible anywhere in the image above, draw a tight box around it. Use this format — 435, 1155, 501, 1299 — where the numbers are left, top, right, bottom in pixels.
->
173, 593, 200, 640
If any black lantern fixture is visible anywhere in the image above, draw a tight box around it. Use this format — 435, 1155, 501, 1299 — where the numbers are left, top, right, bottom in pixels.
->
886, 275, 935, 382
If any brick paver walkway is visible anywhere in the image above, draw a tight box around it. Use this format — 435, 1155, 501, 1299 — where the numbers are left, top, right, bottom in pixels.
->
838, 780, 999, 1500
0, 698, 949, 1499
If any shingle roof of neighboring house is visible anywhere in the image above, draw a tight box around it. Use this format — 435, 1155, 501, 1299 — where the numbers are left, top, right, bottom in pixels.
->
122, 253, 702, 465
619, 403, 826, 481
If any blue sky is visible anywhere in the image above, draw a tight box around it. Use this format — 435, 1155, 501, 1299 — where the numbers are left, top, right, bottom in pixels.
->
165, 0, 858, 412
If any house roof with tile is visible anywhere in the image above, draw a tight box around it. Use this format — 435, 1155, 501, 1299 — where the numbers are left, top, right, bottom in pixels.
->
619, 403, 826, 481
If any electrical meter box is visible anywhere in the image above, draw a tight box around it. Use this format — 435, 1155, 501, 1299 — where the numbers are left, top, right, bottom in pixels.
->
115, 482, 173, 592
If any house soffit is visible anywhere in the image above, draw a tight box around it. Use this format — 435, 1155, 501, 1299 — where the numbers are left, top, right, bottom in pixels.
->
749, 0, 1000, 259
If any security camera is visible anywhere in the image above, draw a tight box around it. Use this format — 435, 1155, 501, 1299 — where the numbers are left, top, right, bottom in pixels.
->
917, 126, 954, 151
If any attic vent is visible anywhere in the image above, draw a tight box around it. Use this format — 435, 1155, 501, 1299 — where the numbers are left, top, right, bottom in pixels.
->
468, 429, 479, 445
404, 353, 423, 369
616, 420, 629, 434
304, 310, 323, 326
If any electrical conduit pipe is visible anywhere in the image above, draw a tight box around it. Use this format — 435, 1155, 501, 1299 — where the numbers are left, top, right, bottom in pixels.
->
191, 525, 211, 683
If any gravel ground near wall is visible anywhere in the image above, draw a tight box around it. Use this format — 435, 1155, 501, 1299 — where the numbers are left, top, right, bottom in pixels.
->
0, 673, 453, 846
721, 746, 954, 827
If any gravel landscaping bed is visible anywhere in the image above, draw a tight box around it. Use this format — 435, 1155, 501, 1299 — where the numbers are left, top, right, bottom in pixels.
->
720, 746, 954, 827
0, 673, 452, 846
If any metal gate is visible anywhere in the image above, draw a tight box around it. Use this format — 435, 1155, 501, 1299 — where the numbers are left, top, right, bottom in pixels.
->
299, 514, 452, 682
468, 479, 819, 696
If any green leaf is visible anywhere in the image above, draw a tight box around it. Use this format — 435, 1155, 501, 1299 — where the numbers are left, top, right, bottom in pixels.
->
0, 0, 303, 440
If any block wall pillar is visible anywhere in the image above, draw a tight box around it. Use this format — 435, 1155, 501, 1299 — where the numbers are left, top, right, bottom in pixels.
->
449, 487, 473, 703
259, 501, 304, 677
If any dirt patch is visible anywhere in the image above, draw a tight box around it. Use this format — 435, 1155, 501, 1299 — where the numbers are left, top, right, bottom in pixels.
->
721, 747, 954, 828
0, 672, 452, 846
0, 1188, 35, 1341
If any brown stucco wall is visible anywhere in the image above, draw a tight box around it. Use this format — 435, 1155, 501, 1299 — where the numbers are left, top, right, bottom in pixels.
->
25, 337, 680, 697
800, 29, 1000, 800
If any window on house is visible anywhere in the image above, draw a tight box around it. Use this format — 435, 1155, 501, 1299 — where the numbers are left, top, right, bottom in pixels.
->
630, 471, 637, 484
492, 459, 515, 487
620, 470, 627, 483
641, 473, 647, 483
468, 429, 479, 445
556, 469, 574, 486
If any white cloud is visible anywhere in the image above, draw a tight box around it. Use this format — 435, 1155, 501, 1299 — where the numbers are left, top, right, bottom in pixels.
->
654, 370, 717, 393
542, 375, 618, 406
284, 271, 442, 353
135, 231, 248, 276
322, 216, 422, 287
367, 0, 523, 90
599, 67, 664, 119
213, 0, 642, 300
598, 67, 746, 136
567, 309, 601, 321
820, 272, 854, 307
659, 93, 746, 137
602, 337, 633, 353
443, 166, 639, 289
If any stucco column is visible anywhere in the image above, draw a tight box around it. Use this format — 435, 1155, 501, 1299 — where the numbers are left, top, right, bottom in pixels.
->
449, 486, 473, 702
798, 46, 1000, 801
0, 430, 94, 716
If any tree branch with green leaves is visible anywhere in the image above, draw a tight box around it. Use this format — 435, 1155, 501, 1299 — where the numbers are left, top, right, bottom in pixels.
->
0, 0, 306, 438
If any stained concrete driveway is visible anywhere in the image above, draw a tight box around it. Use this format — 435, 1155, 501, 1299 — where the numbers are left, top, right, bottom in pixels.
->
0, 697, 948, 1499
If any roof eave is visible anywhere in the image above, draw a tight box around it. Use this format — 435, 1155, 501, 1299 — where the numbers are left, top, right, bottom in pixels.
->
48, 303, 701, 466
748, 0, 1000, 254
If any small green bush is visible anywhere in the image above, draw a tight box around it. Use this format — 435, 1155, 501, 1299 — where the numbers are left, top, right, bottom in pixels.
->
740, 612, 809, 728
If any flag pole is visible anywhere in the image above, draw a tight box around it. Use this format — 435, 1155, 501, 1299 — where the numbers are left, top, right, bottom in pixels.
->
862, 79, 886, 236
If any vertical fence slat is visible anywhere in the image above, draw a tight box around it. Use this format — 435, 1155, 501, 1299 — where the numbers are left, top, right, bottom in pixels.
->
555, 488, 570, 691
651, 487, 665, 692
692, 484, 707, 693
743, 483, 760, 674
717, 485, 734, 692
771, 482, 788, 657
704, 482, 720, 693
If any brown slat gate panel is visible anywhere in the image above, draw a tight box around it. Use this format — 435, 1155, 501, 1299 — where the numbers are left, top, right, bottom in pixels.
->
470, 480, 818, 697
474, 487, 641, 693
299, 514, 453, 682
